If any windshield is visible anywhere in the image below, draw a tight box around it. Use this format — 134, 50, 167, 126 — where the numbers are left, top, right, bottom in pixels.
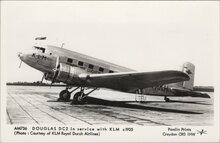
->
33, 46, 45, 53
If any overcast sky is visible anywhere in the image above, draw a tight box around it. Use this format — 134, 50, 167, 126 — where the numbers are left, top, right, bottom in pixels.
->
2, 1, 219, 86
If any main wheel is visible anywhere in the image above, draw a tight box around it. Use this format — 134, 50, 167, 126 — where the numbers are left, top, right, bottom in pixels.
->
58, 90, 71, 101
72, 92, 86, 104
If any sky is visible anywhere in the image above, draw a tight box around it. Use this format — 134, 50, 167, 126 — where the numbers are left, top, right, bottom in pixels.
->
1, 1, 219, 86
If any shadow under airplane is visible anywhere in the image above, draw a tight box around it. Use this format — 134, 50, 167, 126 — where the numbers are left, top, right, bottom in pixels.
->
46, 94, 209, 114
82, 97, 203, 114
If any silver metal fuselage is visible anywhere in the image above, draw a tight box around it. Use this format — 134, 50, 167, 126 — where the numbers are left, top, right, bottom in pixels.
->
18, 44, 134, 78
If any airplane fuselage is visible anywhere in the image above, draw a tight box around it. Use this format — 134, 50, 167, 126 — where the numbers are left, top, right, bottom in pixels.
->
19, 44, 134, 78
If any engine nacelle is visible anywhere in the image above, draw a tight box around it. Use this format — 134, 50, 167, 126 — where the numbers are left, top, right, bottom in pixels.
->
54, 63, 87, 84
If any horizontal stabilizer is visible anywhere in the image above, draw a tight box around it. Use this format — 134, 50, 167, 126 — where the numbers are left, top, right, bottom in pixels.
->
171, 87, 211, 98
35, 37, 47, 40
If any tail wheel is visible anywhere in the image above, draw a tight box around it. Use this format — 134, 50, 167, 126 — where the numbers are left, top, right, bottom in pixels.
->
59, 90, 71, 101
73, 92, 86, 104
164, 97, 170, 102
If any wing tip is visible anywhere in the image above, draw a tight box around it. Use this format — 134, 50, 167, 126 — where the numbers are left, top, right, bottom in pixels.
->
170, 70, 190, 81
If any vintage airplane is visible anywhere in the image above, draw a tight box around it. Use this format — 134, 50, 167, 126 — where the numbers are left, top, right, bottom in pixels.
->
18, 37, 210, 104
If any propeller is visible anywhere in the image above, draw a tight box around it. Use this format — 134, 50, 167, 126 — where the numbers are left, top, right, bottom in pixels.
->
18, 52, 23, 68
19, 60, 23, 68
50, 56, 60, 87
41, 73, 46, 83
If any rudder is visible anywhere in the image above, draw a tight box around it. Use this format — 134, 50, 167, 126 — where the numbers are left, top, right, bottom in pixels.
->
182, 62, 195, 90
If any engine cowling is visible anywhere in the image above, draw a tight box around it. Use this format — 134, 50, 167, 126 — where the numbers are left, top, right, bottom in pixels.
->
45, 63, 87, 84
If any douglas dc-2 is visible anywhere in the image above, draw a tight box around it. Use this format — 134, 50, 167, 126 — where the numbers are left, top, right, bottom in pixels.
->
18, 37, 210, 104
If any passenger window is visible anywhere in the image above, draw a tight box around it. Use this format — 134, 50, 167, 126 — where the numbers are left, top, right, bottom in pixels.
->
99, 67, 104, 72
88, 64, 94, 69
78, 61, 84, 66
67, 58, 73, 63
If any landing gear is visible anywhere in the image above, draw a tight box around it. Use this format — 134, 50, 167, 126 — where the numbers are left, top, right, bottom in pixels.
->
71, 92, 86, 105
71, 87, 98, 105
57, 87, 79, 101
71, 87, 86, 105
58, 90, 71, 101
57, 86, 97, 104
164, 96, 170, 102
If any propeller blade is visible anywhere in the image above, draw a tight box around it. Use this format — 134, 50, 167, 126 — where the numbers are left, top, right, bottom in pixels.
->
55, 56, 59, 68
41, 73, 46, 83
51, 71, 58, 84
19, 60, 22, 68
50, 56, 60, 87
50, 81, 53, 88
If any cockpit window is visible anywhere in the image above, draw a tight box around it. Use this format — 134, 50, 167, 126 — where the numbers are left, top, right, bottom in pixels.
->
33, 46, 45, 53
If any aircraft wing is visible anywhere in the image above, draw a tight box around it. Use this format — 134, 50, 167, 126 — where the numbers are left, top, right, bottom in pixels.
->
77, 70, 189, 93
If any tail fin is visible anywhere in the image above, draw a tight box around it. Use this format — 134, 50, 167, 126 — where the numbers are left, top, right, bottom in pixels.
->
182, 62, 195, 90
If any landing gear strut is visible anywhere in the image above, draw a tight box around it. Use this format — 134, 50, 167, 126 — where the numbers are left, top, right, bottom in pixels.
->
164, 96, 170, 102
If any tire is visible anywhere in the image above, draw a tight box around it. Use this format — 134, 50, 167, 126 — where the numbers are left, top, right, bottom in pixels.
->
59, 90, 71, 101
73, 92, 86, 104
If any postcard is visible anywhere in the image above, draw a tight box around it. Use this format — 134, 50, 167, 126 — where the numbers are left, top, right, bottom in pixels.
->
1, 1, 219, 142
